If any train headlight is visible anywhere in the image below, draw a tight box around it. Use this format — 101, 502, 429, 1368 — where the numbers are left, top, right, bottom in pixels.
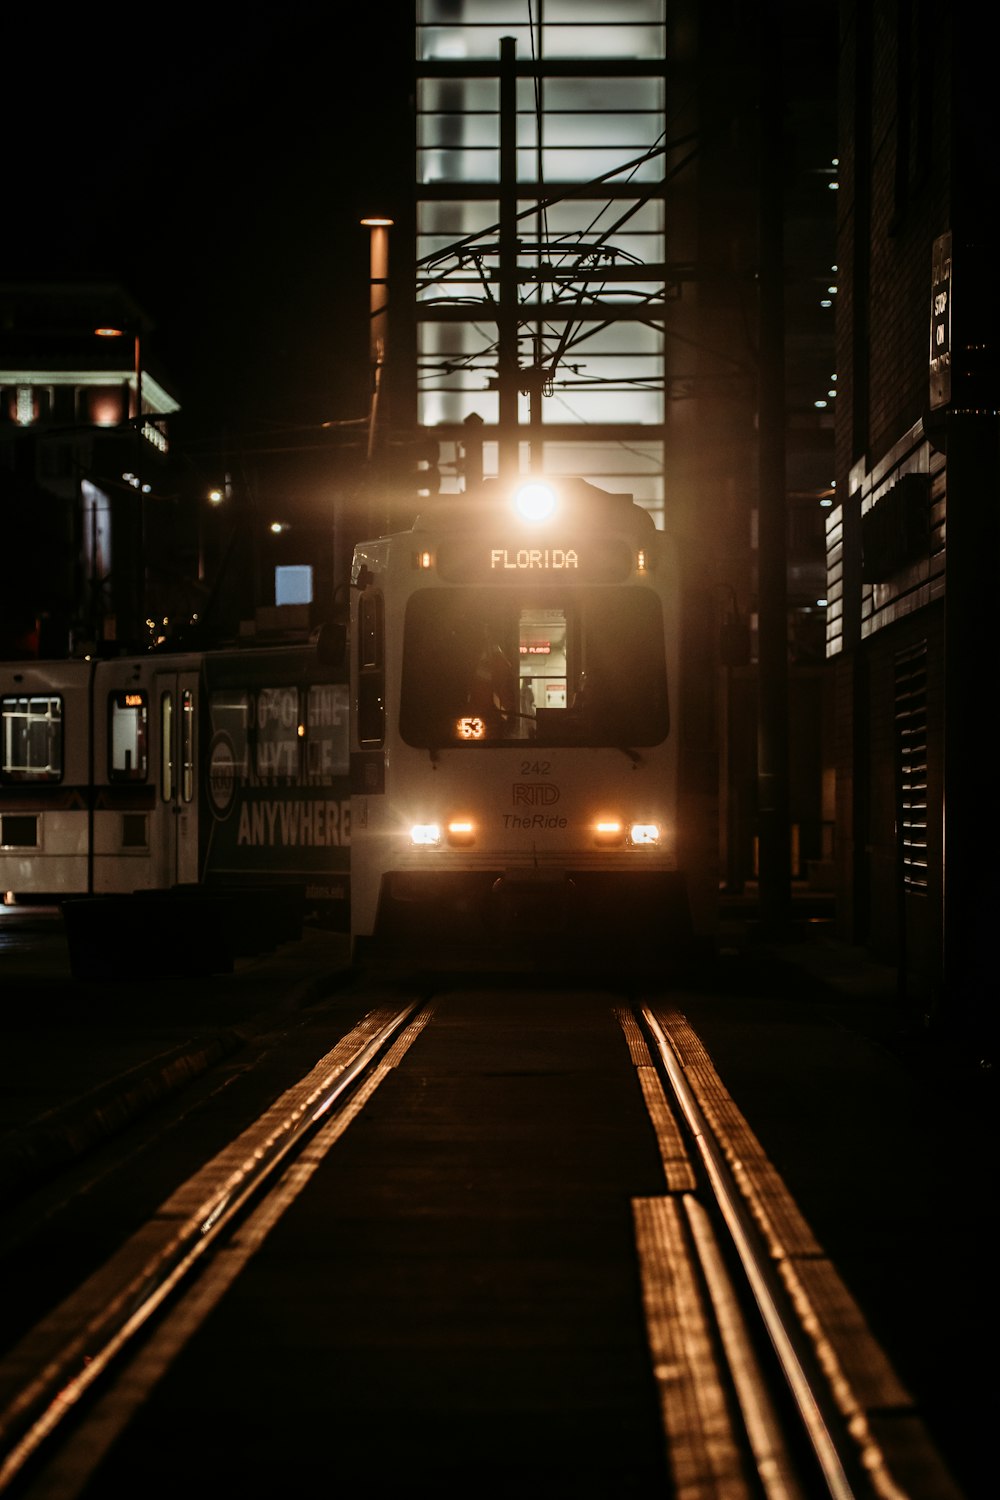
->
410, 823, 442, 848
628, 822, 661, 847
593, 818, 625, 847
447, 819, 476, 847
512, 481, 557, 523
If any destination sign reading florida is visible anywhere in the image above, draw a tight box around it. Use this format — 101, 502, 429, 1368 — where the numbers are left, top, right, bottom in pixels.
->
437, 536, 632, 585
491, 547, 578, 569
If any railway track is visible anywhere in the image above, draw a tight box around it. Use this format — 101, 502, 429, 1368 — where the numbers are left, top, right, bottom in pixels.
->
0, 977, 961, 1499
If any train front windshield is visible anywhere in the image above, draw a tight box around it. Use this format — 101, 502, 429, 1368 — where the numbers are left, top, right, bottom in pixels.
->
400, 587, 669, 748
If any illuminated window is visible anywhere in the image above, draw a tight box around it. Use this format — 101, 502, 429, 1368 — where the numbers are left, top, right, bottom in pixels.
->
160, 691, 174, 800
1, 696, 63, 782
108, 691, 148, 781
181, 689, 195, 802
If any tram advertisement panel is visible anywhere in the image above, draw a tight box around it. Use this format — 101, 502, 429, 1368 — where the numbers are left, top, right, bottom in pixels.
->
203, 680, 350, 907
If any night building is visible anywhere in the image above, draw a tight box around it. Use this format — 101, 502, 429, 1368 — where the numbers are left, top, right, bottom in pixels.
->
0, 283, 179, 657
828, 1, 997, 1050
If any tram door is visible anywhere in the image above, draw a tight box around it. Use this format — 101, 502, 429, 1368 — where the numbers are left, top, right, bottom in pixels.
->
155, 670, 200, 887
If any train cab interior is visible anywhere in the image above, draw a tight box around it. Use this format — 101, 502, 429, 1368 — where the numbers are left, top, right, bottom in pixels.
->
399, 587, 669, 748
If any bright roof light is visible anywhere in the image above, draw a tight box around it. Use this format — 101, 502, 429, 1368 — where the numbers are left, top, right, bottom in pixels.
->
513, 482, 557, 522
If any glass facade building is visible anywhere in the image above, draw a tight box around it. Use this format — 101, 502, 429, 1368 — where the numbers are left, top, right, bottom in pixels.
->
415, 1, 675, 524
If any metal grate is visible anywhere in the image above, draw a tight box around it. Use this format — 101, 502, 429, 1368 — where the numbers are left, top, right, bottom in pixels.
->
894, 643, 929, 893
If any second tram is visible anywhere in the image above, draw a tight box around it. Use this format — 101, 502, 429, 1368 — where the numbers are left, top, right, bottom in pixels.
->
1, 640, 351, 945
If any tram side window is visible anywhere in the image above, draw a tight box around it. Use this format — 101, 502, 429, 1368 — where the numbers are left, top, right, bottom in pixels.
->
255, 686, 301, 783
160, 691, 174, 800
306, 683, 350, 781
1, 695, 63, 782
160, 690, 195, 802
181, 689, 195, 802
108, 691, 148, 781
209, 691, 250, 788
358, 592, 385, 747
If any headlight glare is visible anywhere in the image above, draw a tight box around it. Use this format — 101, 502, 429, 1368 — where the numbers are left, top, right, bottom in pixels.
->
513, 481, 557, 522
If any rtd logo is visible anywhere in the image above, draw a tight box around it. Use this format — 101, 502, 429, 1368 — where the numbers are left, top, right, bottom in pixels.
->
512, 783, 561, 806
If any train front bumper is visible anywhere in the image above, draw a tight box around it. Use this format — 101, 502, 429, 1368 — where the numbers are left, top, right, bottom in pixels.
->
374, 864, 693, 950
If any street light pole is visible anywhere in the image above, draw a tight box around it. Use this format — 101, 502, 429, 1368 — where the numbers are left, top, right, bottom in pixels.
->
361, 216, 393, 464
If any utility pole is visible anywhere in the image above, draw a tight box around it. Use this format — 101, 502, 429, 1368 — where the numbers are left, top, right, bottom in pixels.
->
497, 34, 520, 485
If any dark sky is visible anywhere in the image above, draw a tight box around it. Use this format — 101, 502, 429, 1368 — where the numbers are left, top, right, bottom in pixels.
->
8, 11, 415, 448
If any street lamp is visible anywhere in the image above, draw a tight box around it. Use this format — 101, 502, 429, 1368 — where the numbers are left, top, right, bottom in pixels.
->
361, 216, 393, 462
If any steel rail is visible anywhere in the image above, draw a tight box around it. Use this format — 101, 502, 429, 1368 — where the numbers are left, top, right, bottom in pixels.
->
641, 1005, 862, 1500
0, 1001, 423, 1493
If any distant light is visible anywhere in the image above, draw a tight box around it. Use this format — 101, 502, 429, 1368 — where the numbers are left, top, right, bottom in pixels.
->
360, 216, 394, 227
827, 285, 838, 294
820, 498, 833, 508
270, 522, 288, 534
814, 399, 828, 408
94, 326, 124, 338
821, 299, 833, 307
208, 489, 224, 504
828, 182, 839, 190
817, 598, 828, 607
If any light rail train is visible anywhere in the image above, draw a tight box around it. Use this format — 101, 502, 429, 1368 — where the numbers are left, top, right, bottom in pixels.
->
2, 477, 718, 969
348, 476, 718, 959
1, 640, 351, 933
